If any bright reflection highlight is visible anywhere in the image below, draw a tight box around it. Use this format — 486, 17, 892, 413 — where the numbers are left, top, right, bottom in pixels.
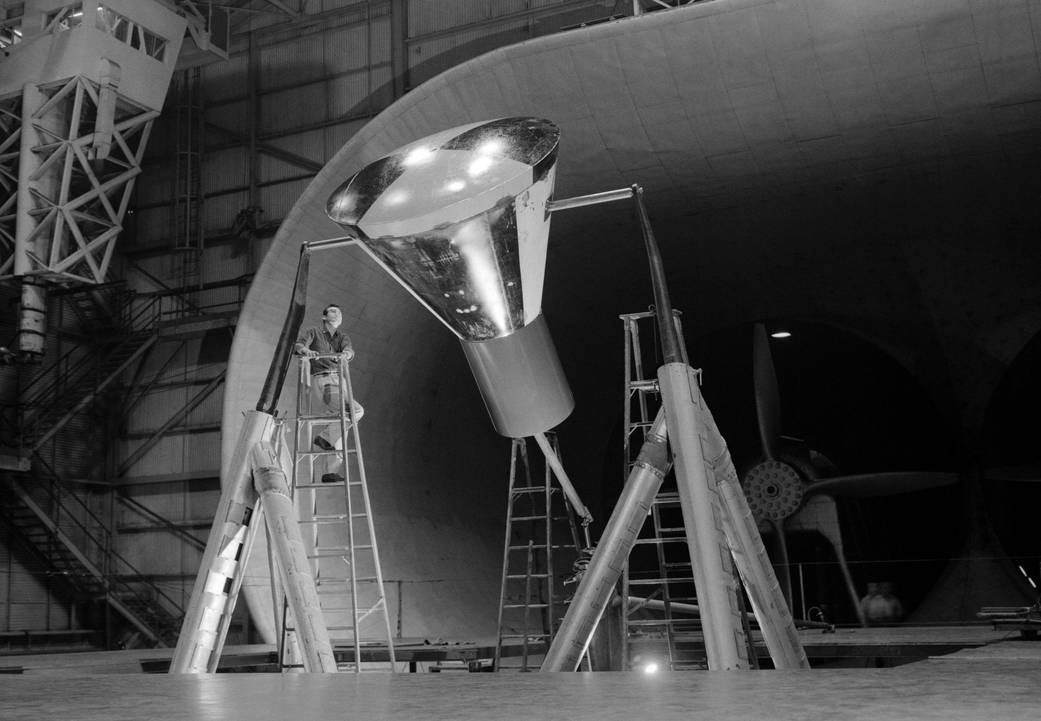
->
384, 189, 409, 206
771, 330, 792, 339
454, 219, 509, 334
468, 155, 493, 177
642, 662, 660, 674
403, 145, 435, 166
444, 179, 465, 193
477, 139, 504, 156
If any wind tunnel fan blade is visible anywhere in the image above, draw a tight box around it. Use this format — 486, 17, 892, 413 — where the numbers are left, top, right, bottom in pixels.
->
786, 494, 866, 626
806, 471, 960, 498
752, 322, 782, 461
983, 464, 1041, 482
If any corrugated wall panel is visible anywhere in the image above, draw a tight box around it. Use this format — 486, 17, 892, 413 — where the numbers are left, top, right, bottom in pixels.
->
196, 241, 253, 286
408, 0, 523, 35
370, 14, 392, 65
119, 434, 186, 478
203, 191, 248, 236
207, 99, 249, 137
327, 71, 384, 120
262, 83, 329, 134
409, 19, 529, 82
203, 53, 249, 101
258, 177, 312, 224
324, 116, 370, 158
129, 386, 189, 429
132, 206, 171, 248
184, 431, 221, 474
260, 34, 328, 91
135, 164, 174, 207
8, 604, 49, 630
322, 21, 375, 75
202, 147, 249, 196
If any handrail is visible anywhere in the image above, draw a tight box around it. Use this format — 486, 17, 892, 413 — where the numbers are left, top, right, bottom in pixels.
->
27, 454, 185, 620
117, 494, 206, 551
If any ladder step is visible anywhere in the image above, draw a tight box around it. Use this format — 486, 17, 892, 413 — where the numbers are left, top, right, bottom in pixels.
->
498, 633, 550, 640
502, 603, 550, 609
508, 544, 551, 550
300, 515, 349, 523
512, 486, 559, 494
506, 573, 549, 579
629, 379, 659, 391
510, 515, 549, 522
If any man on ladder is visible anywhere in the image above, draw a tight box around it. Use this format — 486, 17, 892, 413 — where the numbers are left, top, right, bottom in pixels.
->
295, 303, 364, 483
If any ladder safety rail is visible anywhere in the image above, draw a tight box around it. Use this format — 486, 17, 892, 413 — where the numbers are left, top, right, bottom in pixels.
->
495, 435, 585, 672
282, 351, 396, 673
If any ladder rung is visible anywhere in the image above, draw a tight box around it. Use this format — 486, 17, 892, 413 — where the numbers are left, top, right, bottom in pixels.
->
502, 603, 550, 609
498, 633, 550, 640
633, 537, 686, 545
629, 379, 658, 391
298, 449, 357, 457
506, 573, 549, 579
508, 544, 550, 550
512, 486, 558, 494
300, 515, 349, 523
510, 515, 548, 522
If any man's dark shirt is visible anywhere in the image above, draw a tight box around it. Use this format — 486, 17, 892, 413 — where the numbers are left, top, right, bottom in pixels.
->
295, 324, 353, 374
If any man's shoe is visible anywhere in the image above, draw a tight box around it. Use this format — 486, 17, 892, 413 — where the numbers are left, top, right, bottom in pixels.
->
321, 473, 345, 484
313, 436, 334, 451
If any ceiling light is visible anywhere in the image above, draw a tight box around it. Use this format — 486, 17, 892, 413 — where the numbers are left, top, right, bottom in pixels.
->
770, 330, 791, 339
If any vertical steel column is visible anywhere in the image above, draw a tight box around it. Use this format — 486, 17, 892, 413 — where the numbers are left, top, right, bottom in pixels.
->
14, 84, 52, 357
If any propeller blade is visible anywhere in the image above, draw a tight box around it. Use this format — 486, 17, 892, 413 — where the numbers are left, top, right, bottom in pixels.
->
806, 471, 960, 498
753, 322, 782, 461
984, 464, 1041, 482
787, 495, 866, 626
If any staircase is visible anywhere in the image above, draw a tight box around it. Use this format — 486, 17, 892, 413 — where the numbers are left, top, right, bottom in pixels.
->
0, 291, 178, 647
18, 329, 158, 454
0, 471, 183, 647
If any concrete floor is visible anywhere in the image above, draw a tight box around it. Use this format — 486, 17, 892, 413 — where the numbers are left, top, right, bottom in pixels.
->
1, 628, 1038, 720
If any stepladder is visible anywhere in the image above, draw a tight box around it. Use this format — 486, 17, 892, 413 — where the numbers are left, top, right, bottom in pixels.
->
279, 351, 396, 672
495, 434, 585, 671
621, 309, 753, 670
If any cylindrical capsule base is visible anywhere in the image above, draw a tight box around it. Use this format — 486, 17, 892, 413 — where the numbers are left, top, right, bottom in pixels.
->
461, 314, 573, 437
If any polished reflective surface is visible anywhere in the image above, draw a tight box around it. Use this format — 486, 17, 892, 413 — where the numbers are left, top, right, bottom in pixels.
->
326, 118, 559, 340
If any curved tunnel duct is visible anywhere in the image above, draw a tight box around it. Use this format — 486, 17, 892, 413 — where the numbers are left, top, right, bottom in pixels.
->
224, 2, 1041, 643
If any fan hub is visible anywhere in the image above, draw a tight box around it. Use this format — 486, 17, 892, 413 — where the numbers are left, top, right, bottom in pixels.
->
744, 460, 804, 521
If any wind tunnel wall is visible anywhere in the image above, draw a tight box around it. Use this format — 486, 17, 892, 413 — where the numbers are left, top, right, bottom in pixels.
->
224, 0, 1041, 640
